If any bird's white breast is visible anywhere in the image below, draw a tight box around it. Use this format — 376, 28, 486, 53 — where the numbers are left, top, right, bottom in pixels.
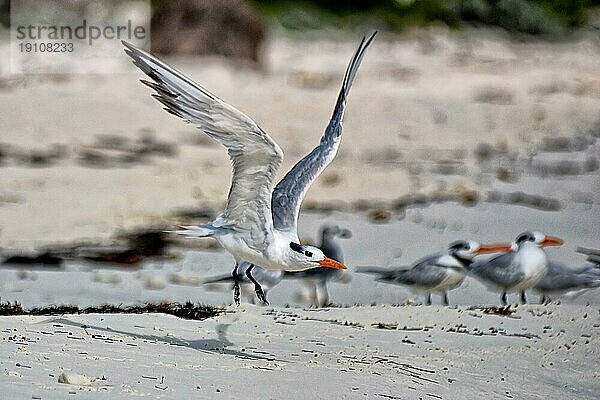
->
216, 232, 273, 269
512, 244, 548, 291
433, 267, 466, 292
437, 254, 464, 268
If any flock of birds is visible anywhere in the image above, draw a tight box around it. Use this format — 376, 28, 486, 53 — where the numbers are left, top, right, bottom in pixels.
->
359, 231, 600, 306
198, 225, 600, 306
123, 33, 599, 308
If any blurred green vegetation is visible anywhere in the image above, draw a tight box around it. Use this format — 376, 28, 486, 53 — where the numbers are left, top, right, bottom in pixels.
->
250, 0, 600, 38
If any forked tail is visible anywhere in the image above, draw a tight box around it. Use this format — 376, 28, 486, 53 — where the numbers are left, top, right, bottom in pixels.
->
356, 266, 405, 282
173, 225, 215, 238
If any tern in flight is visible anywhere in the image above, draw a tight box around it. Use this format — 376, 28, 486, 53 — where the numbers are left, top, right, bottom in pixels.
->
357, 240, 511, 305
201, 224, 351, 306
123, 33, 376, 305
468, 231, 563, 305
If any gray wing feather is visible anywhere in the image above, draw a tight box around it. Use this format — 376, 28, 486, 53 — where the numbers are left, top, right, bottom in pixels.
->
390, 257, 450, 287
469, 252, 524, 288
357, 254, 448, 287
356, 266, 406, 281
363, 265, 446, 288
397, 264, 446, 288
123, 42, 283, 248
271, 32, 376, 232
535, 261, 600, 291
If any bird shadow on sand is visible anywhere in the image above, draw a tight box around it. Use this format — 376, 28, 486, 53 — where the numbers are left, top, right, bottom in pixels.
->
42, 317, 285, 363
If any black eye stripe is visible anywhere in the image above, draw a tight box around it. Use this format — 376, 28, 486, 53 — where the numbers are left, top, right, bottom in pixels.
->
448, 241, 468, 251
289, 242, 314, 257
289, 242, 303, 253
516, 233, 534, 244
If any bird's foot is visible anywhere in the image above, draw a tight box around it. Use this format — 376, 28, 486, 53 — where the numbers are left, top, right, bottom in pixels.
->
255, 286, 269, 305
233, 282, 241, 307
520, 291, 527, 305
244, 264, 268, 305
442, 292, 449, 306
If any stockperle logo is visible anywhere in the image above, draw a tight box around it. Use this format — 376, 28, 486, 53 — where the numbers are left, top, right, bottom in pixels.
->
15, 19, 147, 46
8, 0, 151, 75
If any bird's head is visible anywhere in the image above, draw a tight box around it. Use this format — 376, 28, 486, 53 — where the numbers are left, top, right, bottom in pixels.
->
514, 231, 563, 248
288, 241, 347, 270
448, 240, 513, 260
321, 225, 352, 240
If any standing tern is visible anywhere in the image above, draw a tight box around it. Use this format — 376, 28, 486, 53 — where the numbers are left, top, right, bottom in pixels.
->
284, 224, 352, 306
533, 260, 600, 303
357, 241, 511, 305
468, 231, 563, 305
123, 33, 376, 305
576, 247, 600, 266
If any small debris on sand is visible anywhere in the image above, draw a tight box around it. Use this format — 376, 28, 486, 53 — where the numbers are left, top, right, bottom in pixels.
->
58, 372, 92, 386
468, 305, 516, 317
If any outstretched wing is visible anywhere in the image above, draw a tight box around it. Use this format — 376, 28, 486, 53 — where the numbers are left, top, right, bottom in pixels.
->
123, 42, 283, 248
271, 32, 376, 233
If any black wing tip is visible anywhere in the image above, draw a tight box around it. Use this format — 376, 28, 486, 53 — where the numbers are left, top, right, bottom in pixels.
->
122, 40, 139, 58
122, 40, 152, 66
348, 31, 377, 77
327, 31, 376, 124
365, 31, 378, 44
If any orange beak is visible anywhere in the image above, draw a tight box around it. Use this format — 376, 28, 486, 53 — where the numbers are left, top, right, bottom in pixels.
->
476, 243, 513, 254
541, 236, 563, 247
318, 257, 347, 270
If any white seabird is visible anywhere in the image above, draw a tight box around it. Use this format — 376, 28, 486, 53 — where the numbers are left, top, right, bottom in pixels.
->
468, 231, 563, 305
123, 33, 376, 305
357, 240, 511, 305
200, 224, 351, 306
533, 260, 600, 303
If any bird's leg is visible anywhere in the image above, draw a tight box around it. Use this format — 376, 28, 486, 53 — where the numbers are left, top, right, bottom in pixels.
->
310, 283, 318, 307
232, 263, 240, 306
245, 264, 269, 305
319, 281, 331, 307
520, 291, 527, 305
501, 292, 508, 306
442, 292, 449, 306
425, 292, 432, 306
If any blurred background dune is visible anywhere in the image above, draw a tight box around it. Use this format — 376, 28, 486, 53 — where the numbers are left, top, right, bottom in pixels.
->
0, 0, 598, 252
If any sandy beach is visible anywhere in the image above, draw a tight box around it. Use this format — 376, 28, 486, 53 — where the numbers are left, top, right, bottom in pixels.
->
1, 27, 600, 400
2, 304, 599, 399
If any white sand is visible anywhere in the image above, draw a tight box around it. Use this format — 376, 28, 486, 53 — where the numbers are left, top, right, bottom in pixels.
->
1, 304, 598, 399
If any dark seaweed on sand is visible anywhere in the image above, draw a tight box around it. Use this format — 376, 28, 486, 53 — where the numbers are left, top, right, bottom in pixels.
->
468, 305, 516, 317
0, 300, 222, 321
